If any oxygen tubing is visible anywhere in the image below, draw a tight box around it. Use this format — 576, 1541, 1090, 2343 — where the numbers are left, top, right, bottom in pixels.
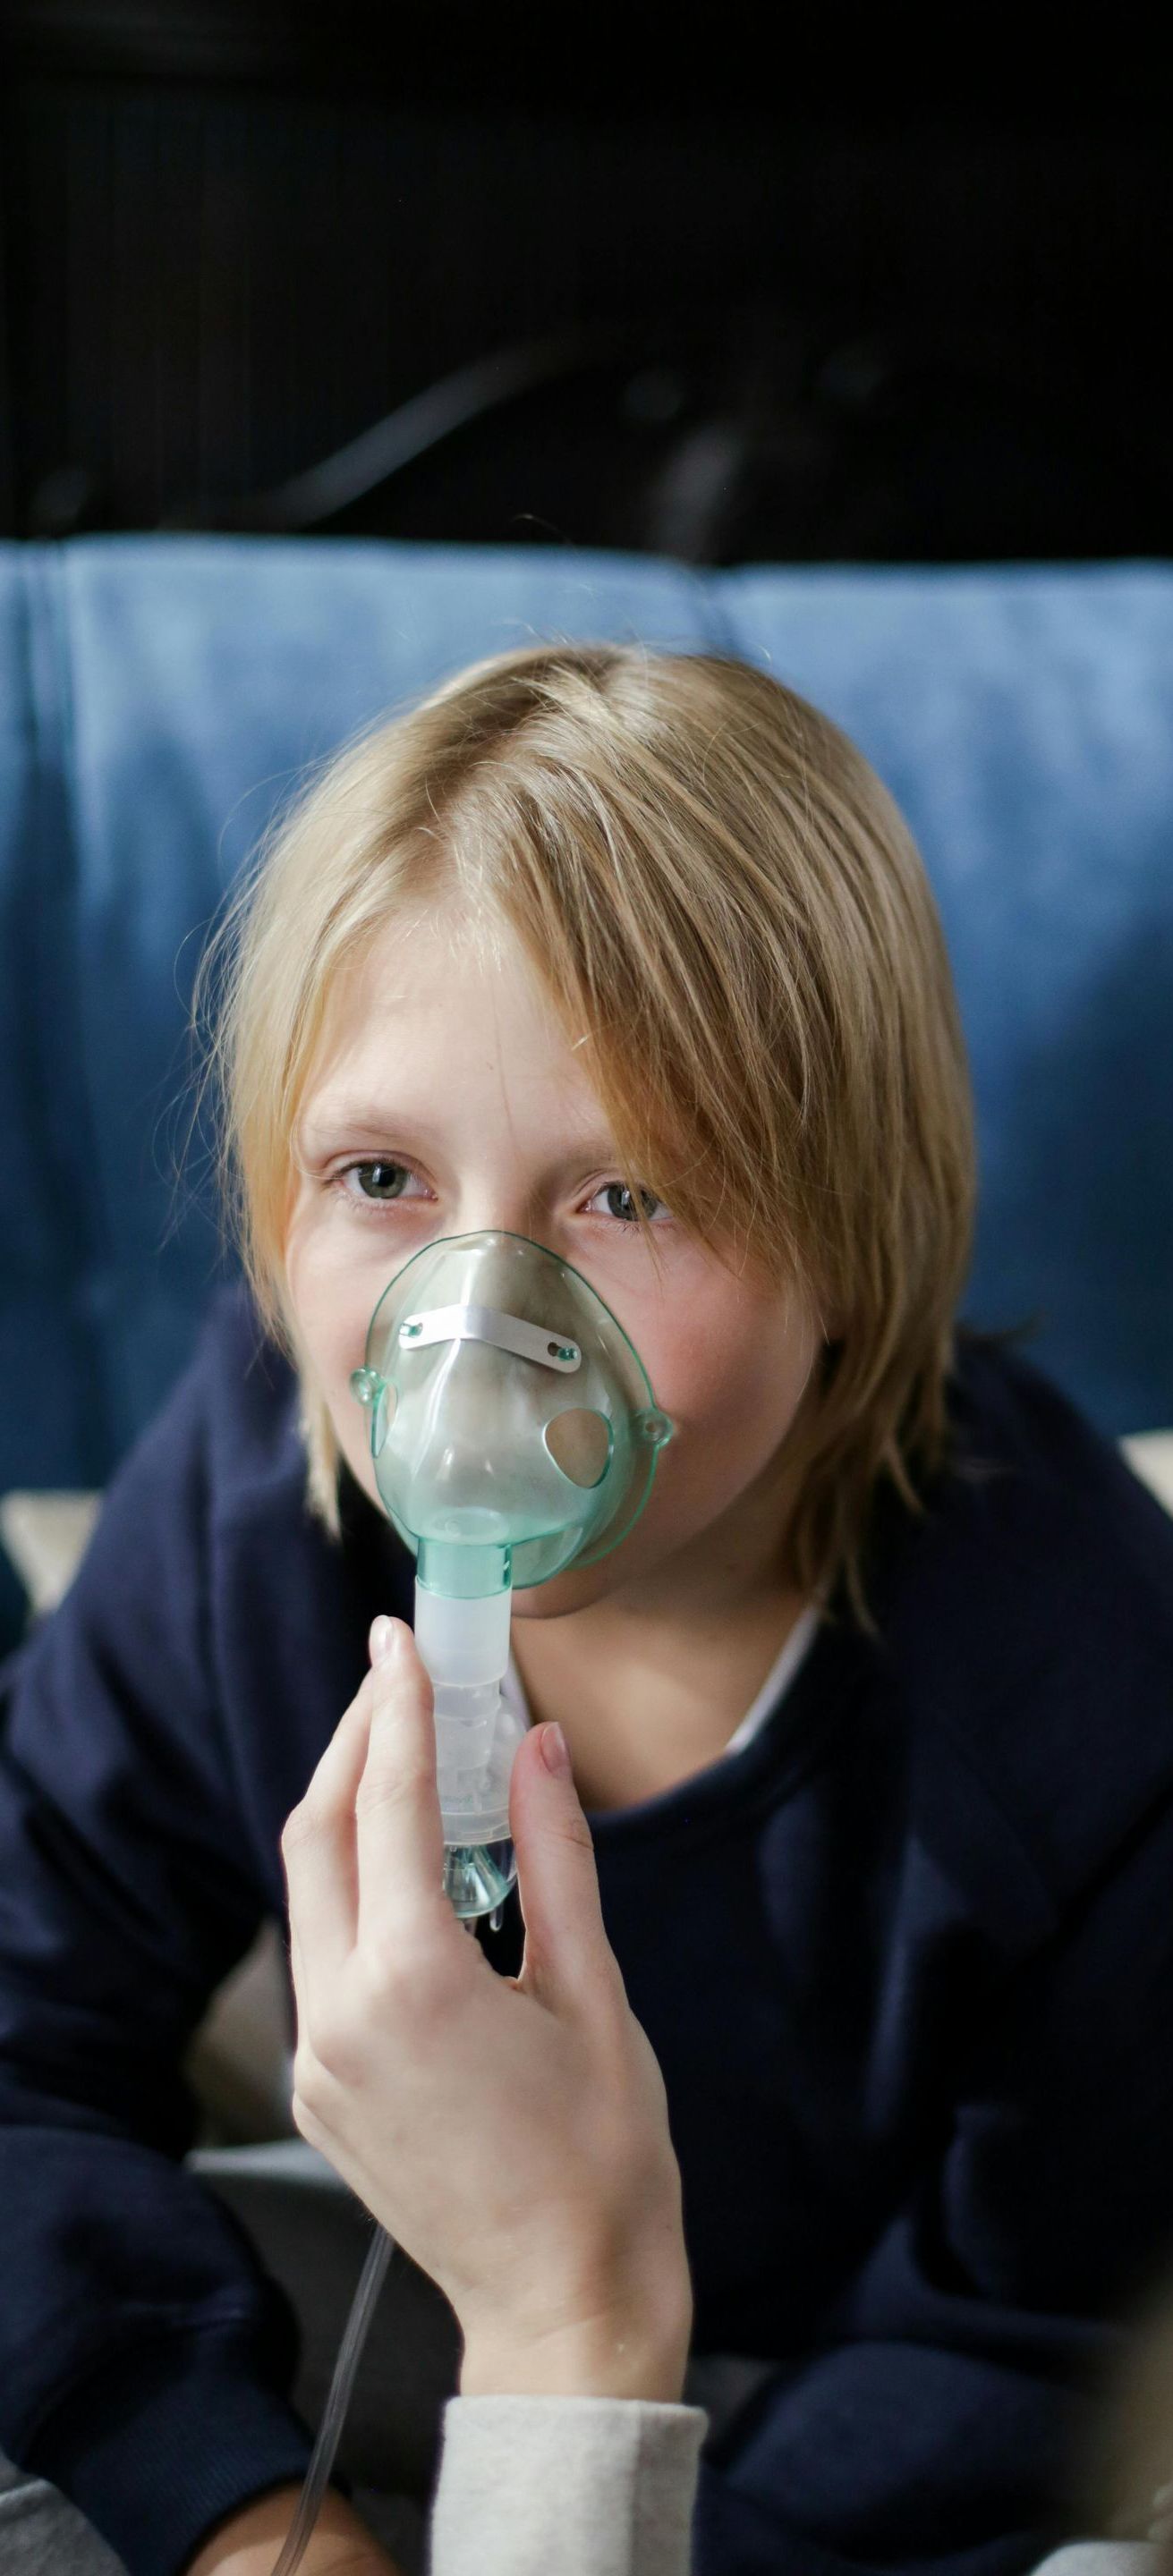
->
268, 1916, 489, 2570
268, 2218, 395, 2576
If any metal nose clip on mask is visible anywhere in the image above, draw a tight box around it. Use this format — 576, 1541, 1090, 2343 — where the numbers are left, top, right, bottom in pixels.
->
349, 1228, 676, 1922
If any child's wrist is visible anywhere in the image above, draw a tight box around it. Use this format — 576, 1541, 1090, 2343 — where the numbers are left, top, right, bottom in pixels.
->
458, 2275, 693, 2403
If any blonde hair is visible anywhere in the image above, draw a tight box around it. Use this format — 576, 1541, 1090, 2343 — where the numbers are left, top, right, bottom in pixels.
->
191, 642, 976, 1630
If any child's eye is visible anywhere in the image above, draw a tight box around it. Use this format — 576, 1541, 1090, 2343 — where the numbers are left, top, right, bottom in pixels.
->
582, 1182, 671, 1227
332, 1162, 669, 1227
335, 1159, 428, 1208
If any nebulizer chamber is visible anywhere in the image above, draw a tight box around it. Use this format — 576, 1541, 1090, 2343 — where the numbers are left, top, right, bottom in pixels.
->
269, 1230, 674, 2572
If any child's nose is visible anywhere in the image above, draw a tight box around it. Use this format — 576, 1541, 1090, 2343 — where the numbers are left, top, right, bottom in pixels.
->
453, 1191, 547, 1243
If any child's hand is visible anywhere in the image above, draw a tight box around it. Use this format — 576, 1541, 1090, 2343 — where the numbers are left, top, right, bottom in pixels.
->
280, 1617, 693, 2401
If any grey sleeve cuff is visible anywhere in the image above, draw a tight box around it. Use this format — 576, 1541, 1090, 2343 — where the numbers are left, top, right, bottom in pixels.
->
429, 2394, 707, 2576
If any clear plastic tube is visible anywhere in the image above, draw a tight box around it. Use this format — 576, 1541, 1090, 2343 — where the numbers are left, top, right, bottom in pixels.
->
268, 2217, 395, 2576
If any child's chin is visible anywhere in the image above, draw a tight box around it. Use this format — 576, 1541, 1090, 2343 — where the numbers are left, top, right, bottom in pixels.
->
509, 1560, 616, 1618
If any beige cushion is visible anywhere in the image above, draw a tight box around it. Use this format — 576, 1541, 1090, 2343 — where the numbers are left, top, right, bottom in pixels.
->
183, 1915, 297, 2143
1120, 1433, 1173, 1517
0, 1489, 102, 1619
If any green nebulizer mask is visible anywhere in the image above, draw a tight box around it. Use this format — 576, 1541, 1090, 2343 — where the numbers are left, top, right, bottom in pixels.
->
349, 1228, 676, 1922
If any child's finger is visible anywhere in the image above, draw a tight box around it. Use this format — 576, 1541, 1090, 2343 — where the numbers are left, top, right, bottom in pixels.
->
508, 1721, 625, 2016
355, 1620, 451, 1953
280, 1644, 380, 1987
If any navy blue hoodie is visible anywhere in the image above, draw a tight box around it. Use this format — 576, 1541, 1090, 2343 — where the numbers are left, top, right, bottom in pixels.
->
2, 1280, 1173, 2576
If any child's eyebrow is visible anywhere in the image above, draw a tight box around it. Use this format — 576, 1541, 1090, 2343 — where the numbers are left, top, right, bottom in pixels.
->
298, 1098, 623, 1165
298, 1102, 418, 1148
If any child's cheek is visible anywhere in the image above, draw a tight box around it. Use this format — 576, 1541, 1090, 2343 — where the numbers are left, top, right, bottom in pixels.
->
646, 1276, 813, 1444
282, 1216, 374, 1458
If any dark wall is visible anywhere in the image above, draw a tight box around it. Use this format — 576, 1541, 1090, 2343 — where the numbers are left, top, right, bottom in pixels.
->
1, 6, 1169, 561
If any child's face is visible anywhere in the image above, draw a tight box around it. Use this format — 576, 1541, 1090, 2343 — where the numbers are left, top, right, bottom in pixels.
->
284, 895, 823, 1620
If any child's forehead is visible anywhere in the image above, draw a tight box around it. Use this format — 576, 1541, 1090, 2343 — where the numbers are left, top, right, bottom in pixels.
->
297, 980, 616, 1160
351, 890, 514, 977
311, 901, 585, 1066
297, 895, 676, 1169
323, 896, 546, 1027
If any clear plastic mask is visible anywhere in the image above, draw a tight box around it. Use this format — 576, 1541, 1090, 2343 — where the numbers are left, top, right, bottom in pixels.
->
351, 1230, 675, 1918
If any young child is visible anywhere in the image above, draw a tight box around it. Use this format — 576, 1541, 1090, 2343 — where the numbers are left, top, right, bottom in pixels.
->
1, 643, 1172, 2576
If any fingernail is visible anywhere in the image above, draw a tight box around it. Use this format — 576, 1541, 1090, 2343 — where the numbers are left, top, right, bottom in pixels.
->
370, 1614, 395, 1666
540, 1722, 570, 1775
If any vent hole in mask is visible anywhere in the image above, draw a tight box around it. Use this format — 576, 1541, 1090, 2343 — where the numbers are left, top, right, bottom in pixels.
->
543, 1408, 612, 1489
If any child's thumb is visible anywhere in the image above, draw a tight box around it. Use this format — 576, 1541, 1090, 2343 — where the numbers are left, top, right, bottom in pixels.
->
508, 1723, 620, 2011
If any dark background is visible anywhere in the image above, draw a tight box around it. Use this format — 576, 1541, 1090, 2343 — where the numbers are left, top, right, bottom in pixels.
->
0, 3, 1170, 563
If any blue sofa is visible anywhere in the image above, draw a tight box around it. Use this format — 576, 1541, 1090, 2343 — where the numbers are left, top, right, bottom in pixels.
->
1, 537, 1171, 1654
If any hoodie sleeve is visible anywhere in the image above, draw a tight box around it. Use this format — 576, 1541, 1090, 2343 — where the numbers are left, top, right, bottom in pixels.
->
429, 2395, 707, 2576
0, 1296, 327, 2576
